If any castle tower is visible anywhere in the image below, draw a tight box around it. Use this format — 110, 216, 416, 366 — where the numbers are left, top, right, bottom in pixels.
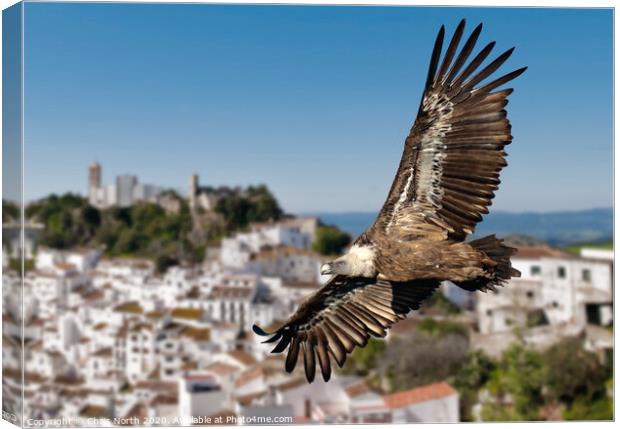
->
89, 161, 101, 189
88, 161, 102, 206
189, 174, 199, 208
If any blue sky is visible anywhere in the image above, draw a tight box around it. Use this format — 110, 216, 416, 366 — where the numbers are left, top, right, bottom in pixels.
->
22, 3, 613, 214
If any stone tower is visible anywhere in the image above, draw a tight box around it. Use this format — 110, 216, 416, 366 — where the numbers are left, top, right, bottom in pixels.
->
88, 161, 101, 206
189, 174, 199, 208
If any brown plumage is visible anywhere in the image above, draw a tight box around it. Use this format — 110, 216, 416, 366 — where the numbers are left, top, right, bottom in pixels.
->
253, 19, 525, 383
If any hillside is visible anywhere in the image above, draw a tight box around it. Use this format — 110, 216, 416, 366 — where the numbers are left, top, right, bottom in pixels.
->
12, 185, 284, 272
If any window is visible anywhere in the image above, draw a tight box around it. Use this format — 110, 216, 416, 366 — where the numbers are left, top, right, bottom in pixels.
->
530, 265, 541, 276
526, 291, 534, 299
486, 309, 492, 316
582, 269, 592, 282
557, 267, 566, 279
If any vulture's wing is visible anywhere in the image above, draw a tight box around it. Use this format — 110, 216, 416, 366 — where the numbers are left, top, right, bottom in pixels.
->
253, 275, 438, 382
373, 20, 526, 241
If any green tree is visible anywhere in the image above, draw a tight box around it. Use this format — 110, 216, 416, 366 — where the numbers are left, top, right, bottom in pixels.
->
81, 205, 101, 233
453, 350, 496, 421
379, 322, 469, 392
342, 338, 386, 376
563, 395, 613, 421
417, 318, 468, 337
246, 185, 283, 222
312, 225, 351, 256
543, 337, 608, 405
2, 199, 19, 222
482, 343, 546, 421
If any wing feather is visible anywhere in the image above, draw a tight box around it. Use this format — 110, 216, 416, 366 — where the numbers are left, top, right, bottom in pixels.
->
371, 19, 526, 241
253, 275, 438, 382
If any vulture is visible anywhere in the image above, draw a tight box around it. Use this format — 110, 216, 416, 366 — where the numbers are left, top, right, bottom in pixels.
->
253, 20, 526, 383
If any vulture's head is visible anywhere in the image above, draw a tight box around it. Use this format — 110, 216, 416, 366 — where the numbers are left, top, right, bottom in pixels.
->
320, 245, 377, 278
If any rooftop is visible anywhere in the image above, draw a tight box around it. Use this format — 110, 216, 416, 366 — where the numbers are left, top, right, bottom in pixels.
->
345, 381, 372, 398
205, 362, 240, 376
113, 302, 144, 314
79, 404, 107, 418
383, 382, 457, 409
514, 246, 572, 260
227, 350, 258, 367
171, 307, 203, 320
180, 326, 211, 341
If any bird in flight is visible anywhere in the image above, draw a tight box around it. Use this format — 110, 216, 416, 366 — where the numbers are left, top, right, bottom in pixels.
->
253, 19, 526, 383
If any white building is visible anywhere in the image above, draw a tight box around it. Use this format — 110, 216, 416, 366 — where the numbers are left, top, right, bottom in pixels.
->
246, 246, 322, 283
478, 245, 613, 335
35, 247, 101, 273
475, 245, 613, 361
178, 374, 227, 419
2, 221, 44, 264
220, 218, 318, 269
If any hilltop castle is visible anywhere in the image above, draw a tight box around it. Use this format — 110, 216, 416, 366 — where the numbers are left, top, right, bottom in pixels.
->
88, 162, 163, 209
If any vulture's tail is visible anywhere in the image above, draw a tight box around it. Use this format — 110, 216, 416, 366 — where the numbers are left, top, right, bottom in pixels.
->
455, 235, 520, 292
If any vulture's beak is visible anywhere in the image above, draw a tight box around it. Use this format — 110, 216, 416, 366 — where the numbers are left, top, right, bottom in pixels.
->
320, 263, 333, 275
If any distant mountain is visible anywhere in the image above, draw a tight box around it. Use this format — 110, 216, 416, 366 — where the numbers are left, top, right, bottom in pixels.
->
305, 208, 613, 247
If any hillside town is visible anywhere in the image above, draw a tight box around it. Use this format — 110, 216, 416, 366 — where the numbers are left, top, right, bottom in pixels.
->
2, 167, 614, 426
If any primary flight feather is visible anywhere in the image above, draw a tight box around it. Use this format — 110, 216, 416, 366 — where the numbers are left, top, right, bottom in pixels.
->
253, 19, 526, 383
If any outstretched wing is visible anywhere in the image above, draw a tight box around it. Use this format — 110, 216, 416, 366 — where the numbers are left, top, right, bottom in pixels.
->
372, 20, 526, 241
253, 276, 438, 382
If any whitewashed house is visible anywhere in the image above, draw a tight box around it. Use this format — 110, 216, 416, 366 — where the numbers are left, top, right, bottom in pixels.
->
477, 245, 613, 334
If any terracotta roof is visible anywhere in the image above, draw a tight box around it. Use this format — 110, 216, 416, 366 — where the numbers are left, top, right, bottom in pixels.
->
79, 404, 107, 418
54, 262, 77, 271
123, 402, 148, 422
171, 307, 203, 320
3, 368, 47, 383
93, 322, 107, 331
227, 350, 257, 366
130, 322, 153, 332
205, 362, 239, 376
182, 361, 199, 371
345, 381, 371, 398
150, 394, 177, 406
145, 309, 166, 319
180, 326, 211, 341
93, 347, 113, 358
234, 366, 263, 387
134, 380, 178, 394
113, 302, 144, 314
201, 409, 237, 425
383, 382, 457, 409
514, 246, 572, 260
53, 374, 84, 386
81, 289, 104, 301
